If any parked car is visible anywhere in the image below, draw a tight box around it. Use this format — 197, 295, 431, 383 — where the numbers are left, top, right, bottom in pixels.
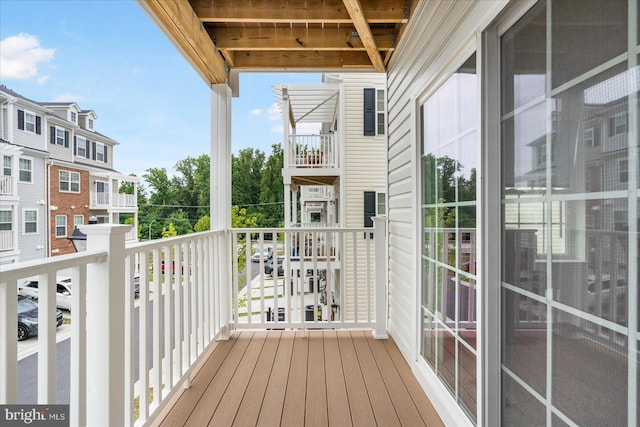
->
265, 256, 284, 276
18, 296, 63, 341
18, 276, 73, 311
252, 247, 273, 262
160, 260, 191, 275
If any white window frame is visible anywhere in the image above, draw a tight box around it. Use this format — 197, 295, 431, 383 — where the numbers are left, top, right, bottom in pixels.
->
619, 158, 629, 183
76, 136, 87, 158
59, 170, 81, 193
376, 88, 386, 136
55, 127, 65, 146
18, 157, 32, 183
70, 111, 77, 123
95, 215, 109, 224
376, 190, 386, 215
95, 142, 105, 162
55, 215, 67, 238
23, 209, 38, 235
2, 155, 11, 176
74, 214, 84, 226
88, 118, 94, 130
24, 110, 36, 133
0, 210, 12, 231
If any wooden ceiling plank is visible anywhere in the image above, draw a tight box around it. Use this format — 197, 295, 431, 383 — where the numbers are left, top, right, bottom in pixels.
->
208, 26, 396, 51
232, 51, 373, 70
342, 0, 385, 72
190, 0, 407, 23
142, 0, 227, 84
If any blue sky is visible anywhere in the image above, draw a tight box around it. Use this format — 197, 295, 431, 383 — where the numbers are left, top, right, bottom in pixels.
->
0, 0, 320, 179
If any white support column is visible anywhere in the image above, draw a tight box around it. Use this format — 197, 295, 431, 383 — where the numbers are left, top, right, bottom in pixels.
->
292, 187, 298, 225
372, 216, 388, 339
81, 224, 131, 427
0, 279, 17, 403
211, 83, 232, 340
284, 184, 291, 227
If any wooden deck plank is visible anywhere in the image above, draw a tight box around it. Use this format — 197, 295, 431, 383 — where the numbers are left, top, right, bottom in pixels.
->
323, 331, 353, 427
158, 334, 240, 427
382, 337, 445, 426
280, 331, 309, 426
336, 331, 376, 427
183, 332, 254, 426
256, 332, 295, 427
366, 334, 426, 426
306, 331, 328, 426
350, 330, 400, 426
160, 331, 445, 427
207, 331, 268, 426
232, 331, 282, 427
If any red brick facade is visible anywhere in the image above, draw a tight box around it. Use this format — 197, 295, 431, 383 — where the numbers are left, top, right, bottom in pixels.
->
49, 165, 90, 256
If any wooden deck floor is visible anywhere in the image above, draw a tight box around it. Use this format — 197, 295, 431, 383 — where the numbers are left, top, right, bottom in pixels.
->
155, 330, 444, 427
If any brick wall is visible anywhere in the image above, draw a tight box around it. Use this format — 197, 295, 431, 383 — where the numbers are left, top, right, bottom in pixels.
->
49, 165, 90, 256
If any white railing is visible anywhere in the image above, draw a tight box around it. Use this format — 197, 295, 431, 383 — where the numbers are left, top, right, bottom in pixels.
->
301, 185, 330, 200
288, 134, 337, 168
231, 225, 385, 330
124, 227, 137, 241
0, 230, 13, 251
0, 175, 14, 196
0, 221, 388, 426
90, 192, 137, 209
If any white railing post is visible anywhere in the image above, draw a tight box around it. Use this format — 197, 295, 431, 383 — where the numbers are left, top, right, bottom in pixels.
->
81, 224, 131, 427
372, 217, 388, 339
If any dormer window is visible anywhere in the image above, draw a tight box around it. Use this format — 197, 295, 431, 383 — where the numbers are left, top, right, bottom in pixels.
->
71, 112, 77, 123
88, 118, 94, 130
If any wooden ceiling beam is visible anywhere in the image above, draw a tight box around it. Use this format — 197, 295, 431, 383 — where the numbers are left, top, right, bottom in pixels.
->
208, 27, 396, 51
342, 0, 385, 72
190, 0, 407, 24
232, 51, 374, 70
141, 0, 228, 84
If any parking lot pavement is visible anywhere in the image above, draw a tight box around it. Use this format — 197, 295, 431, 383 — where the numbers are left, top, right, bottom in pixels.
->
17, 311, 72, 361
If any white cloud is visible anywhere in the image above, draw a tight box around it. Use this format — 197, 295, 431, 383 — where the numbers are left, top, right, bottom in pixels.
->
249, 108, 262, 116
0, 33, 55, 81
267, 102, 280, 121
271, 125, 283, 134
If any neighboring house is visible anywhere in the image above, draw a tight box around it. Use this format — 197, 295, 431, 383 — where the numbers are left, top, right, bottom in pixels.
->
0, 86, 139, 260
274, 73, 387, 318
0, 89, 49, 265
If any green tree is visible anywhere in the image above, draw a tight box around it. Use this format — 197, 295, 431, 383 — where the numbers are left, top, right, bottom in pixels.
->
232, 148, 265, 209
162, 223, 177, 238
194, 215, 210, 232
165, 210, 193, 236
174, 155, 210, 222
258, 144, 284, 226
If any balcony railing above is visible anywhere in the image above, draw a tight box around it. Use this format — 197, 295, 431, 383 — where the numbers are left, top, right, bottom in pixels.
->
0, 176, 15, 196
90, 192, 137, 209
288, 134, 337, 169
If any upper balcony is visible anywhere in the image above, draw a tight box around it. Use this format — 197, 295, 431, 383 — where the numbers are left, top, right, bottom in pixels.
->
90, 191, 137, 210
0, 230, 14, 252
0, 176, 16, 197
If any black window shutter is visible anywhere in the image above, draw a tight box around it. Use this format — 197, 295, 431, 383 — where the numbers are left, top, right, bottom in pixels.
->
364, 191, 376, 227
85, 140, 90, 158
363, 88, 375, 136
18, 110, 24, 130
103, 146, 108, 163
73, 136, 77, 153
50, 126, 56, 144
35, 116, 41, 134
64, 131, 69, 148
92, 142, 96, 160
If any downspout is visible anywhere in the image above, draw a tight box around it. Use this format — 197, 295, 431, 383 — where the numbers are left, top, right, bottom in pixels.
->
46, 159, 53, 257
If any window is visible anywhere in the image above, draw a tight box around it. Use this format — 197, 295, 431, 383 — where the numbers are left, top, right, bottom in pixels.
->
376, 89, 386, 135
376, 191, 386, 215
76, 136, 88, 158
2, 156, 11, 176
17, 109, 40, 134
70, 112, 77, 123
609, 113, 627, 136
19, 158, 32, 183
23, 210, 37, 234
363, 88, 386, 136
95, 142, 105, 162
74, 214, 84, 226
585, 127, 601, 146
59, 170, 80, 193
536, 144, 546, 166
55, 215, 67, 237
95, 215, 108, 224
88, 118, 94, 130
0, 210, 12, 231
50, 126, 68, 146
619, 159, 628, 183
